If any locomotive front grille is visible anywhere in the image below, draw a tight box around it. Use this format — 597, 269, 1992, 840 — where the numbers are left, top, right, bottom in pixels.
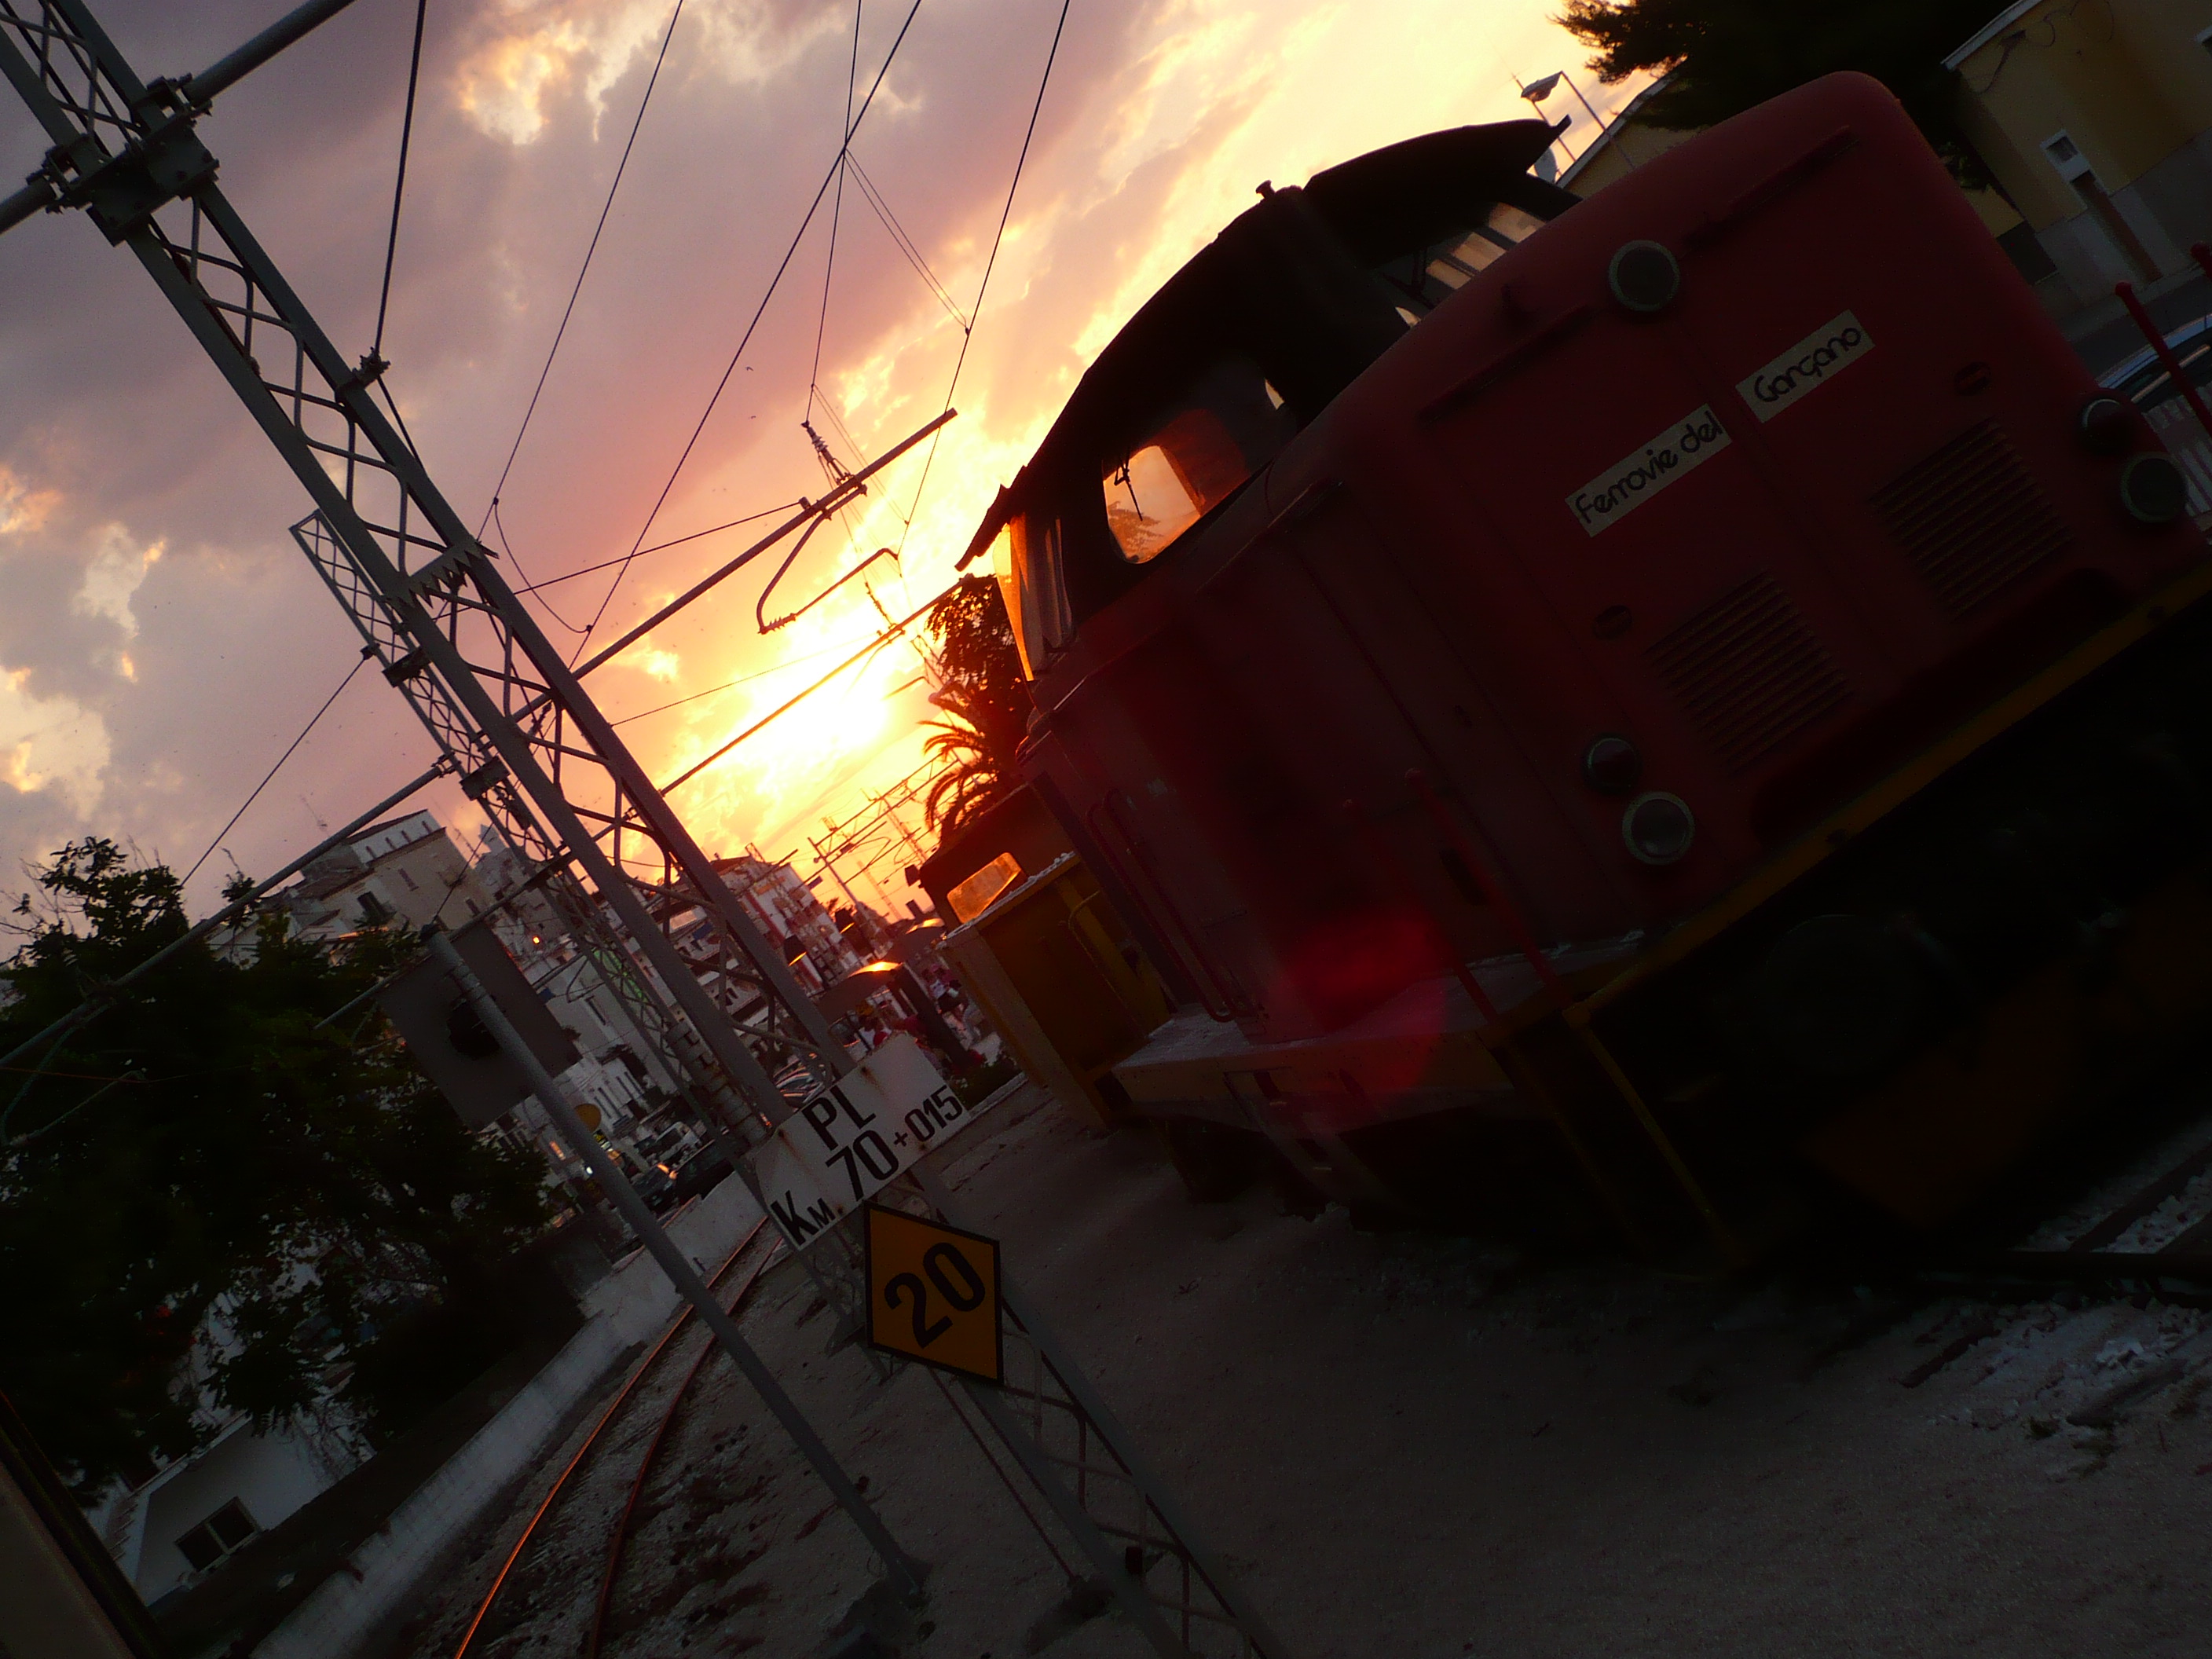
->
1869, 421, 2074, 619
1648, 573, 1849, 772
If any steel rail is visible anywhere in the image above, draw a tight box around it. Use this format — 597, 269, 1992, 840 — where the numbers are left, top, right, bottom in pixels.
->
1882, 1111, 2212, 1306
584, 1235, 787, 1657
450, 1219, 771, 1659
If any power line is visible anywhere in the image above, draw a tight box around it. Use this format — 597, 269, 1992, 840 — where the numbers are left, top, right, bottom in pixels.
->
491, 499, 587, 633
507, 500, 806, 595
813, 395, 873, 470
610, 632, 870, 726
371, 0, 430, 361
809, 389, 917, 611
180, 653, 370, 889
657, 583, 950, 797
569, 0, 928, 665
633, 16, 1072, 824
794, 147, 958, 615
893, 0, 1070, 558
474, 0, 689, 544
806, 0, 865, 428
848, 151, 966, 329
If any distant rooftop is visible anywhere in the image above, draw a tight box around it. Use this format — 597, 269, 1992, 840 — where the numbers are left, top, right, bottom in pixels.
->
1560, 76, 1672, 191
1945, 2, 2042, 71
346, 809, 440, 857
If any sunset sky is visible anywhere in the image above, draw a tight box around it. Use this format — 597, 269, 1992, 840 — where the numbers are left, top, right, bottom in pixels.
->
0, 0, 1643, 920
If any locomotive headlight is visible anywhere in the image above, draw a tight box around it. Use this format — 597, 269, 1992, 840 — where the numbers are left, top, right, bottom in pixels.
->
1622, 792, 1696, 866
2119, 453, 2189, 525
2075, 394, 2133, 456
1582, 734, 1643, 796
1608, 241, 1680, 313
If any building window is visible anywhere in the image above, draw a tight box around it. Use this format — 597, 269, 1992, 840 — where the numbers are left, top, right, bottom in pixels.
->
175, 1498, 258, 1573
2041, 131, 2089, 182
399, 869, 419, 892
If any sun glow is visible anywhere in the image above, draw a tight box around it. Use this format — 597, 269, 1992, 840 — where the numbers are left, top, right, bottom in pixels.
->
460, 0, 1646, 887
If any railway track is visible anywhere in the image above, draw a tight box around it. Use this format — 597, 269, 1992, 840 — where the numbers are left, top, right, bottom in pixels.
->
1906, 1108, 2212, 1305
449, 1217, 785, 1659
1975, 1166, 2212, 1297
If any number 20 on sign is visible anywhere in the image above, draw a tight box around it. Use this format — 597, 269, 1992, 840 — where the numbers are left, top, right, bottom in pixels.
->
863, 1204, 1003, 1385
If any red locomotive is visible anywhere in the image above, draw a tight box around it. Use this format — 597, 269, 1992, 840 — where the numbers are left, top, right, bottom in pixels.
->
961, 74, 2209, 1251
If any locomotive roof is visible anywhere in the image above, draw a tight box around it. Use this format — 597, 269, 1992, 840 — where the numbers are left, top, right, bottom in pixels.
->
961, 119, 1571, 564
1301, 122, 1569, 265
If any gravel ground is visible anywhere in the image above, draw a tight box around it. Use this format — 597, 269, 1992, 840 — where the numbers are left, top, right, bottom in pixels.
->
387, 1082, 2212, 1659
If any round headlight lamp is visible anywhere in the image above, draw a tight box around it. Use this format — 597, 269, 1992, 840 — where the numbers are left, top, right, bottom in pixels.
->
2119, 452, 2189, 526
1582, 734, 1643, 796
1622, 792, 1696, 866
1608, 240, 1680, 314
2075, 394, 2133, 456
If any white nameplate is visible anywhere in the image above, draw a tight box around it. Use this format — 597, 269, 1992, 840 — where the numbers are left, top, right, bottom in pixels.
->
747, 1035, 976, 1252
1567, 405, 1732, 537
1736, 312, 1873, 422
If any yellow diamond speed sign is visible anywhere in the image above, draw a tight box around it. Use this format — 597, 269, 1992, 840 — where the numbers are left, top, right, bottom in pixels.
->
863, 1204, 1002, 1384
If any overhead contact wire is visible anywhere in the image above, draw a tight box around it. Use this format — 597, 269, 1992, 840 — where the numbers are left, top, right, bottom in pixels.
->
492, 500, 588, 634
805, 0, 864, 429
610, 621, 917, 730
894, 0, 1071, 558
371, 0, 430, 361
849, 152, 966, 328
180, 656, 368, 889
569, 0, 928, 665
654, 584, 954, 796
507, 500, 806, 595
474, 0, 689, 544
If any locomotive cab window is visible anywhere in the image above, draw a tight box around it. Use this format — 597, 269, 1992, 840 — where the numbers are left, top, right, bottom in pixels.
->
1384, 200, 1551, 317
991, 513, 1075, 679
1102, 357, 1296, 564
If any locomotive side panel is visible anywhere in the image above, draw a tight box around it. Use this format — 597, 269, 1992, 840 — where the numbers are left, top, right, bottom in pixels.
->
1363, 74, 2201, 942
1006, 76, 2210, 1233
1031, 542, 1470, 1042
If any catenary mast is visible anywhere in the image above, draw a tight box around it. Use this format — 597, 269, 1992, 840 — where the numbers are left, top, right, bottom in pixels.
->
0, 7, 1286, 1650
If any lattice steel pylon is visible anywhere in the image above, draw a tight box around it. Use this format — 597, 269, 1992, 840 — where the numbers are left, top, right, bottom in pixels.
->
808, 749, 952, 925
0, 6, 1289, 1652
0, 0, 844, 1133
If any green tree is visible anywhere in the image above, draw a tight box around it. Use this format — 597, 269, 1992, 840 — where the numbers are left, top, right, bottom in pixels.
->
0, 839, 550, 1495
1558, 0, 2003, 184
921, 573, 1030, 835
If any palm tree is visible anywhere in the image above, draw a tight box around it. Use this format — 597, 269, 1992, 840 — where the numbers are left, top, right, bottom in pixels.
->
921, 701, 1013, 835
919, 577, 1029, 836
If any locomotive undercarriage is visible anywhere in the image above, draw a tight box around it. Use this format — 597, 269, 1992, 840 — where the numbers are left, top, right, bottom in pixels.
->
1118, 555, 2212, 1255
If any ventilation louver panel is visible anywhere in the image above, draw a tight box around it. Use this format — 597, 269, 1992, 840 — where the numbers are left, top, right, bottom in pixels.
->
1648, 574, 1849, 772
1870, 421, 2073, 619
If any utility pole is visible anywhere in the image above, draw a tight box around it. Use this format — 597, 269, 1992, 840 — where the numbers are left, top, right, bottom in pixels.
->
0, 6, 1287, 1649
